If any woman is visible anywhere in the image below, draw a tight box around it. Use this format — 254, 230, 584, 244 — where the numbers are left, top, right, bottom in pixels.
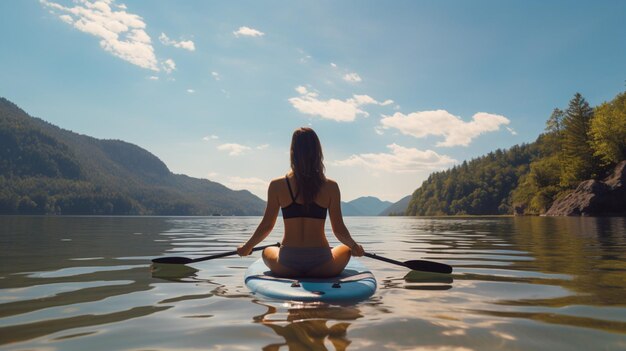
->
237, 127, 364, 278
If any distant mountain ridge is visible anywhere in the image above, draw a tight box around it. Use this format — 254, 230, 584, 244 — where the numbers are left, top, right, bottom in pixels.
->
0, 97, 265, 215
341, 196, 393, 216
379, 195, 411, 216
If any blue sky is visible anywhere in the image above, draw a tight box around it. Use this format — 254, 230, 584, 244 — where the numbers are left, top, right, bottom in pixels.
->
1, 1, 625, 201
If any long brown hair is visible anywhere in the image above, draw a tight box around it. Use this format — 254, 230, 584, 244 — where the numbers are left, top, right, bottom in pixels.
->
290, 127, 326, 205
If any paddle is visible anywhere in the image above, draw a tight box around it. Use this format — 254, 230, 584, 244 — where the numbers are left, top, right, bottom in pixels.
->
363, 252, 453, 274
152, 242, 281, 265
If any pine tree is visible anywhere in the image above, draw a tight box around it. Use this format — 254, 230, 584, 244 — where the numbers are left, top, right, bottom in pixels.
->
560, 93, 595, 187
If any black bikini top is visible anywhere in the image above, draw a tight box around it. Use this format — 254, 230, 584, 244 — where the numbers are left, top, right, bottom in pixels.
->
281, 177, 328, 220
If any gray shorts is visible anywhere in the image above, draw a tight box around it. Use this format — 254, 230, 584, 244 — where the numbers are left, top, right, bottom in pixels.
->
278, 246, 333, 274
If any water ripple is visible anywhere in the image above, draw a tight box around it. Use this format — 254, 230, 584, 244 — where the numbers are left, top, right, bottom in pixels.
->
0, 216, 624, 350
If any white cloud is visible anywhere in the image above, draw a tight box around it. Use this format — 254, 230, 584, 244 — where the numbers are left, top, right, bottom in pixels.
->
352, 95, 378, 105
59, 14, 73, 24
148, 75, 158, 80
289, 86, 392, 122
41, 0, 160, 71
217, 143, 251, 156
334, 144, 456, 173
256, 144, 269, 150
289, 94, 368, 122
186, 89, 195, 93
343, 72, 362, 83
211, 71, 221, 81
162, 58, 176, 73
380, 110, 511, 147
202, 135, 219, 141
159, 32, 195, 51
233, 26, 264, 38
330, 62, 337, 68
506, 127, 517, 135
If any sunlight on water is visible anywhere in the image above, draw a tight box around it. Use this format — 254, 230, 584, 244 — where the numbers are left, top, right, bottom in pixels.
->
0, 216, 625, 350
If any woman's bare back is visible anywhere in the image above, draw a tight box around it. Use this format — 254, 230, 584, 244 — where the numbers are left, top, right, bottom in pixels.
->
274, 174, 335, 248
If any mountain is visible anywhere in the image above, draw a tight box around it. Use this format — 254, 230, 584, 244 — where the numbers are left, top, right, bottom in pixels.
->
341, 196, 393, 216
379, 195, 412, 216
0, 97, 265, 215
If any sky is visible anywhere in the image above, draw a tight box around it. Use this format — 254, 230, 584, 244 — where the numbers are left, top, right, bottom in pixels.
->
1, 1, 625, 202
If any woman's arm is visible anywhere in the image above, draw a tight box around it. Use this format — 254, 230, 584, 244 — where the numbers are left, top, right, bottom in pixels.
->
237, 180, 280, 256
328, 181, 364, 256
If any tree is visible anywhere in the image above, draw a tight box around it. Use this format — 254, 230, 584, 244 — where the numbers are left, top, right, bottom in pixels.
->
546, 108, 564, 135
560, 93, 596, 187
512, 155, 562, 214
590, 92, 626, 166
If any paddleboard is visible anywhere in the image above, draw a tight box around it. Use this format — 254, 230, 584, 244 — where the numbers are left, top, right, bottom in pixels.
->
244, 258, 377, 302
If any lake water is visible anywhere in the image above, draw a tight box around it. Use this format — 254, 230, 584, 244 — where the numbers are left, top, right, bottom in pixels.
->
1, 216, 625, 350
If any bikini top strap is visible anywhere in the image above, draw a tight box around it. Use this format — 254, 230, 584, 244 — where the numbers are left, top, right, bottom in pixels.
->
285, 176, 296, 202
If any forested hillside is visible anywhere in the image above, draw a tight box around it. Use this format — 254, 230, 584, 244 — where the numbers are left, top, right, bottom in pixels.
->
406, 144, 538, 215
512, 92, 625, 214
0, 98, 265, 215
407, 91, 626, 216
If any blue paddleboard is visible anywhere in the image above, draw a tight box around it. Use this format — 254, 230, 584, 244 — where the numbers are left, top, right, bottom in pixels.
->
244, 258, 377, 302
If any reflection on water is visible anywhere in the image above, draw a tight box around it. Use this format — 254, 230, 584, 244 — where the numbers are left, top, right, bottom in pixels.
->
401, 270, 454, 291
254, 301, 362, 351
0, 216, 625, 350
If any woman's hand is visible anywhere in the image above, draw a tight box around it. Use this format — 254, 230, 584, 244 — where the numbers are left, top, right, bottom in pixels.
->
237, 244, 252, 256
350, 243, 365, 257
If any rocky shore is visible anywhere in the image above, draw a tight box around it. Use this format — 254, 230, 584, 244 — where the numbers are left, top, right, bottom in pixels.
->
545, 161, 626, 216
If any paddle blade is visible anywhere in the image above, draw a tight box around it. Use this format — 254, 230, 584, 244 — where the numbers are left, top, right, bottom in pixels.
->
403, 260, 452, 274
151, 256, 194, 264
151, 263, 199, 281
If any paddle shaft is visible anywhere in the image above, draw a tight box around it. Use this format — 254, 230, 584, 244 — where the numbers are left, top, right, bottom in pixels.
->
190, 242, 280, 263
363, 252, 408, 267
